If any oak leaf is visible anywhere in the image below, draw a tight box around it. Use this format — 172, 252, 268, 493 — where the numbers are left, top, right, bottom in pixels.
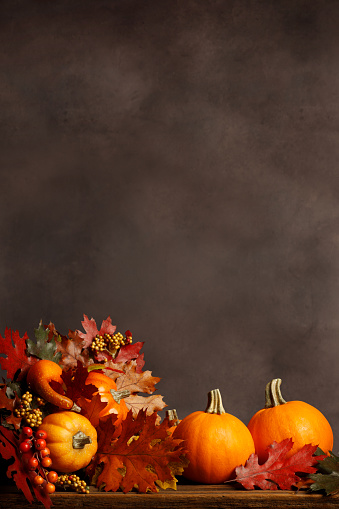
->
79, 393, 109, 428
103, 360, 166, 416
48, 323, 92, 370
90, 410, 187, 493
309, 449, 339, 495
0, 328, 35, 381
232, 438, 323, 490
61, 361, 97, 404
26, 321, 62, 363
77, 315, 116, 348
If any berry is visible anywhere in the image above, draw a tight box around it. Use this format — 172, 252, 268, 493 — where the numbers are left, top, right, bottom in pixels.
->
33, 475, 44, 486
35, 439, 46, 450
45, 483, 55, 494
19, 441, 32, 453
35, 430, 47, 440
22, 426, 33, 437
41, 456, 52, 468
47, 471, 58, 483
28, 457, 39, 470
40, 447, 50, 458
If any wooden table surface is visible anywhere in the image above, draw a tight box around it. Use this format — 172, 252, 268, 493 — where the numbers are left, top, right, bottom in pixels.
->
1, 484, 339, 509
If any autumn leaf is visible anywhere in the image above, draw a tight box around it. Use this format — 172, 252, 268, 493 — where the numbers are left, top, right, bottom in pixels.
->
309, 449, 339, 495
0, 386, 21, 430
26, 321, 62, 363
102, 360, 166, 416
77, 315, 116, 348
61, 361, 97, 404
232, 438, 323, 490
47, 323, 92, 370
0, 328, 35, 381
79, 393, 111, 428
90, 410, 187, 493
0, 426, 52, 508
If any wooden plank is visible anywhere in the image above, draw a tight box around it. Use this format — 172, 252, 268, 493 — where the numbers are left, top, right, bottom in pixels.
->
0, 484, 339, 509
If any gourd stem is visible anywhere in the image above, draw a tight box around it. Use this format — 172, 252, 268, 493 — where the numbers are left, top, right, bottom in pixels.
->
265, 378, 287, 408
72, 431, 92, 449
205, 389, 226, 415
166, 409, 179, 425
71, 402, 81, 413
110, 389, 131, 404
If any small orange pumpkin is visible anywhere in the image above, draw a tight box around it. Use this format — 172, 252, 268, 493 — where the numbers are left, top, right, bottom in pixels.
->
27, 360, 74, 410
38, 411, 97, 472
85, 371, 129, 421
173, 389, 255, 484
247, 378, 334, 463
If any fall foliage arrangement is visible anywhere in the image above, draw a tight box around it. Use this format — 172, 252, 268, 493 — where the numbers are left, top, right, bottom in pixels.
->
0, 315, 339, 508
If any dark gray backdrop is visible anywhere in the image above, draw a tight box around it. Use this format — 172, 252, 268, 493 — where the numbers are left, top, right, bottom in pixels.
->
1, 0, 339, 450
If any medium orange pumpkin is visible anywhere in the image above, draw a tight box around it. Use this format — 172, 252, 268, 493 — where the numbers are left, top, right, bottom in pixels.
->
173, 389, 255, 484
38, 411, 97, 472
85, 371, 129, 421
247, 378, 333, 463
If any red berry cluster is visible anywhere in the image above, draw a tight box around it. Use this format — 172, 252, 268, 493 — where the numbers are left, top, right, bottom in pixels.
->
19, 426, 58, 495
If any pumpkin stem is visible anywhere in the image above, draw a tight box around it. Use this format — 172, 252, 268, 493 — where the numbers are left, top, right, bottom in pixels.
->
166, 409, 179, 425
72, 431, 92, 449
110, 388, 130, 404
205, 389, 226, 415
265, 378, 287, 408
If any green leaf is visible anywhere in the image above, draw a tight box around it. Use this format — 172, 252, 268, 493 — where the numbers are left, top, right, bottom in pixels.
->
26, 321, 62, 363
309, 472, 339, 496
309, 451, 339, 495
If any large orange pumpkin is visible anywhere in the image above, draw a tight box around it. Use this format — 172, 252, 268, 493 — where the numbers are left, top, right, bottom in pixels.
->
173, 389, 255, 484
38, 411, 97, 473
247, 378, 333, 463
85, 371, 129, 421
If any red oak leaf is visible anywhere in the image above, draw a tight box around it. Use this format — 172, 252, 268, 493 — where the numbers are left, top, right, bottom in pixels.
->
90, 410, 187, 493
0, 328, 35, 381
233, 438, 325, 490
0, 427, 52, 508
77, 315, 116, 348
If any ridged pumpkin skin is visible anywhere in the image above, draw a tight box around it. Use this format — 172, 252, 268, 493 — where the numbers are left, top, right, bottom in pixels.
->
85, 371, 129, 420
38, 411, 97, 473
248, 379, 333, 463
173, 390, 255, 484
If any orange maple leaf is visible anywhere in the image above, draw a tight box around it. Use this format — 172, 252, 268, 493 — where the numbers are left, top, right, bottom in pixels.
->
92, 410, 187, 493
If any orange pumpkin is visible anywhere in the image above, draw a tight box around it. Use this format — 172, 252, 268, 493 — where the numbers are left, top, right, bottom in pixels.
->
85, 371, 129, 421
38, 411, 97, 472
247, 378, 333, 463
27, 360, 74, 410
173, 389, 255, 483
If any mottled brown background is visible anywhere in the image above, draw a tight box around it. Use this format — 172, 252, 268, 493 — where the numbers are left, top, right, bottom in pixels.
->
1, 0, 339, 449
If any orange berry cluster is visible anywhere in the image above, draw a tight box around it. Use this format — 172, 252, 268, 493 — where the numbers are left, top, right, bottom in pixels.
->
19, 426, 58, 495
